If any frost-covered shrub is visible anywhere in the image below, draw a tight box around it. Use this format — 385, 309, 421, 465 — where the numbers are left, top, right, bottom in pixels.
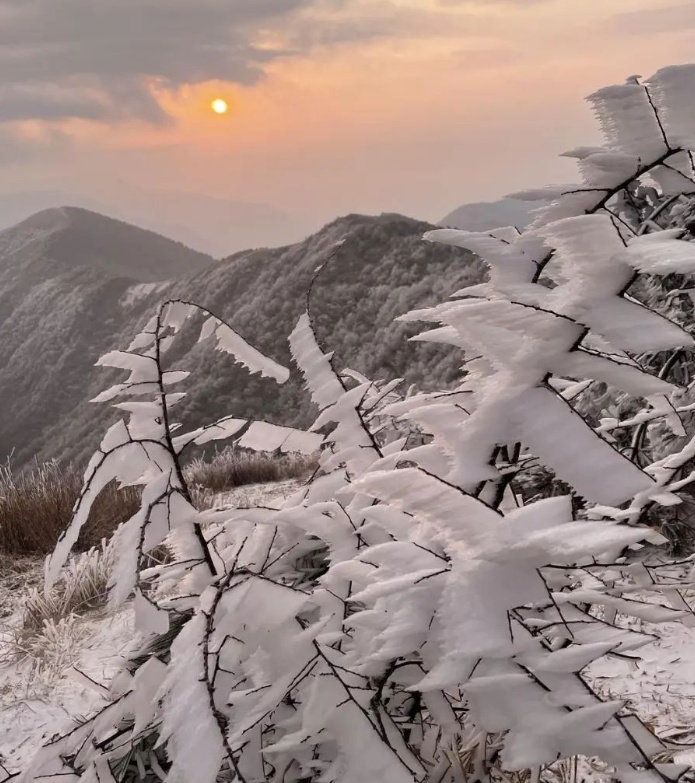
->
183, 448, 317, 495
0, 461, 141, 555
16, 65, 695, 783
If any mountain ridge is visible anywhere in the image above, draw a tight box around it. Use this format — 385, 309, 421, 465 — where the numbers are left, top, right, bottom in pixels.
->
0, 189, 305, 257
440, 198, 545, 232
0, 206, 214, 282
0, 208, 486, 468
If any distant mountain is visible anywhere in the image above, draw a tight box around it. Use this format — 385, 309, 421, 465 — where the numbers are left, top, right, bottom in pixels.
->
124, 189, 304, 257
0, 189, 306, 257
0, 209, 486, 468
441, 198, 547, 232
0, 208, 214, 468
2, 207, 213, 281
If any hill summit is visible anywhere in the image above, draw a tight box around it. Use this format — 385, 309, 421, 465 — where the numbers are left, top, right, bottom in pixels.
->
0, 207, 213, 282
0, 209, 485, 468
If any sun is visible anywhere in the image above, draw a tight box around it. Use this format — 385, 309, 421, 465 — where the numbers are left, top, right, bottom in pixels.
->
211, 98, 229, 115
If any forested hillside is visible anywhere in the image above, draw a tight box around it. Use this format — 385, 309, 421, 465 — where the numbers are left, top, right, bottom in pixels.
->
0, 210, 484, 468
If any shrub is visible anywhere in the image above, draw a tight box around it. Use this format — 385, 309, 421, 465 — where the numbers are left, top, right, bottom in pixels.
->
20, 65, 695, 783
0, 452, 311, 558
0, 462, 141, 556
21, 544, 113, 633
184, 448, 317, 494
1, 545, 114, 682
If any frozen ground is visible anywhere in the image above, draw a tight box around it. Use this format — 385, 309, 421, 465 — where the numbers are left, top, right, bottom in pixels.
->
203, 476, 306, 510
2, 484, 695, 779
0, 479, 306, 779
0, 555, 133, 776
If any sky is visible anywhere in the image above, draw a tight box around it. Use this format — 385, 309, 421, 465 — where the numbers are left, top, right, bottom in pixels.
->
2, 0, 695, 253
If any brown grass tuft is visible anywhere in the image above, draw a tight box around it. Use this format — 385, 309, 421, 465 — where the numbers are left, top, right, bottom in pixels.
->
1, 545, 114, 680
0, 462, 141, 556
0, 450, 317, 557
184, 448, 317, 495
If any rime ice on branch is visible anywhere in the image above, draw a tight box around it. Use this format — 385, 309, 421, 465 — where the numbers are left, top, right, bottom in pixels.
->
18, 65, 695, 783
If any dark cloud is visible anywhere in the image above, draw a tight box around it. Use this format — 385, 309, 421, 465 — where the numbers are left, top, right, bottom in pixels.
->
0, 0, 517, 127
0, 0, 310, 123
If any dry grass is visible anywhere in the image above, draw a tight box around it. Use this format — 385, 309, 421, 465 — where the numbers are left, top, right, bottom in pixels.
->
1, 545, 113, 680
20, 545, 113, 634
0, 462, 141, 556
0, 451, 317, 557
184, 448, 317, 495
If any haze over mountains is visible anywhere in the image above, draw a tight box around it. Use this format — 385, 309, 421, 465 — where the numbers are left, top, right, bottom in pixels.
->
440, 198, 544, 232
0, 206, 485, 470
0, 190, 307, 257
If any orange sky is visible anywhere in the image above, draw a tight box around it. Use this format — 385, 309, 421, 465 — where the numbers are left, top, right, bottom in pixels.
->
4, 0, 695, 247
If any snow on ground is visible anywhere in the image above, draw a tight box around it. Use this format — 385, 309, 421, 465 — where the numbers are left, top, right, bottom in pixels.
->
591, 619, 695, 753
0, 606, 132, 774
0, 479, 305, 778
3, 485, 695, 778
119, 281, 169, 309
586, 558, 695, 765
201, 476, 307, 510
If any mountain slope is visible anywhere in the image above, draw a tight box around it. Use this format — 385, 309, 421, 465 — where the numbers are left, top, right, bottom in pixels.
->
0, 208, 214, 467
0, 190, 304, 257
0, 210, 485, 468
441, 198, 545, 231
1, 207, 213, 281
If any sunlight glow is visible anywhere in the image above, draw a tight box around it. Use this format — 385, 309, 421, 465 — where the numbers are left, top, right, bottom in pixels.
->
211, 98, 229, 115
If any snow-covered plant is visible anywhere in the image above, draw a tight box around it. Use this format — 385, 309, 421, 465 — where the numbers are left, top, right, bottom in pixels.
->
22, 543, 114, 634
14, 299, 320, 780
16, 65, 695, 783
414, 68, 695, 521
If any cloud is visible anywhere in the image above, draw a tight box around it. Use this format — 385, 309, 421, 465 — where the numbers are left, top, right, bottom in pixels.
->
0, 125, 72, 165
0, 0, 305, 83
0, 0, 521, 125
0, 0, 311, 123
435, 0, 549, 5
280, 1, 495, 52
609, 3, 695, 35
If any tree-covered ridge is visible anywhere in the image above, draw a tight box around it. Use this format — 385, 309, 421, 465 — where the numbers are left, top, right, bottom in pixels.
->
3, 211, 483, 468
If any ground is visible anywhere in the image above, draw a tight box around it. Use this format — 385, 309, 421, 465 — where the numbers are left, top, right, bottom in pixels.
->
2, 483, 695, 779
0, 479, 302, 778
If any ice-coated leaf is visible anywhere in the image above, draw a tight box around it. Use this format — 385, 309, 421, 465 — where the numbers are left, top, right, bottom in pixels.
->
214, 322, 289, 383
96, 351, 158, 383
199, 315, 218, 342
584, 296, 693, 353
48, 433, 176, 591
553, 350, 676, 397
587, 80, 668, 159
519, 641, 616, 674
163, 300, 194, 331
425, 228, 538, 284
238, 420, 323, 454
172, 416, 248, 451
625, 232, 695, 274
162, 370, 190, 386
159, 612, 226, 783
134, 589, 170, 635
90, 381, 160, 402
513, 386, 656, 504
290, 312, 345, 410
647, 64, 695, 149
